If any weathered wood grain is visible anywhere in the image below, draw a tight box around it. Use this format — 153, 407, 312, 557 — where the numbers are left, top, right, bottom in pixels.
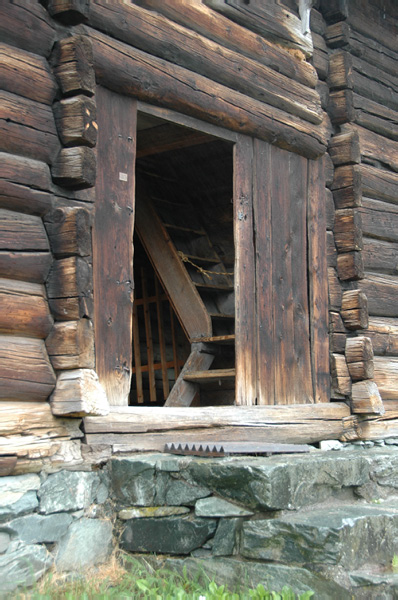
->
134, 0, 317, 87
0, 0, 56, 58
0, 90, 60, 165
0, 278, 53, 339
357, 274, 398, 318
360, 198, 398, 243
373, 357, 398, 400
54, 35, 95, 96
46, 257, 92, 301
44, 206, 92, 257
89, 1, 322, 125
334, 209, 362, 253
362, 238, 398, 276
341, 290, 368, 330
0, 252, 52, 284
0, 335, 56, 401
337, 250, 364, 281
47, 0, 90, 24
54, 96, 97, 148
307, 158, 330, 402
0, 153, 52, 194
361, 164, 398, 205
93, 86, 136, 406
331, 353, 351, 396
52, 147, 96, 189
328, 129, 360, 166
346, 336, 374, 382
351, 380, 384, 414
0, 42, 57, 105
88, 28, 330, 159
367, 318, 398, 357
46, 319, 94, 370
235, 137, 256, 405
0, 209, 49, 252
331, 164, 362, 209
0, 401, 82, 438
204, 0, 313, 56
328, 267, 342, 310
50, 369, 109, 417
165, 344, 214, 407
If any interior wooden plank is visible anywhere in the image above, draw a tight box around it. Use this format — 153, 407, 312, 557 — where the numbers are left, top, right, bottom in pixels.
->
234, 136, 256, 405
132, 303, 144, 403
307, 158, 331, 402
155, 278, 169, 400
93, 86, 136, 405
141, 267, 156, 403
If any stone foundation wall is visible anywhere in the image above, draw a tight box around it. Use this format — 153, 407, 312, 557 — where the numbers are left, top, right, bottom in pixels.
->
2, 446, 398, 597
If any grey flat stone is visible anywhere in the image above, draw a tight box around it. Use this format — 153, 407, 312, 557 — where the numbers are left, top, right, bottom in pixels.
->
241, 503, 398, 569
195, 496, 253, 517
186, 452, 370, 510
0, 531, 10, 553
212, 518, 241, 556
8, 512, 72, 543
56, 518, 113, 571
119, 506, 189, 519
0, 542, 53, 593
109, 457, 157, 506
0, 491, 38, 523
165, 479, 211, 506
350, 570, 398, 587
39, 471, 100, 514
121, 516, 217, 554
163, 556, 348, 599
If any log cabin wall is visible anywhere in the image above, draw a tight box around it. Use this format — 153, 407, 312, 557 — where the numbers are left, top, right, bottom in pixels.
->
1, 0, 398, 474
319, 0, 398, 438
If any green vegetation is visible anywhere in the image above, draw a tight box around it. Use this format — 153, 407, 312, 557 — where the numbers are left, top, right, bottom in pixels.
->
392, 554, 398, 572
10, 555, 314, 600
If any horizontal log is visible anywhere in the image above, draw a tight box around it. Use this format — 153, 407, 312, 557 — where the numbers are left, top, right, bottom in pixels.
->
0, 209, 49, 252
0, 251, 52, 284
373, 357, 398, 401
46, 256, 92, 300
330, 353, 351, 396
54, 35, 95, 96
328, 130, 360, 166
331, 165, 362, 209
52, 147, 96, 189
49, 296, 93, 322
0, 42, 57, 105
329, 51, 398, 112
204, 0, 313, 56
346, 336, 374, 363
0, 152, 52, 193
0, 401, 82, 438
367, 317, 398, 357
0, 278, 53, 338
346, 125, 398, 173
362, 238, 398, 276
50, 369, 109, 417
0, 0, 56, 58
0, 180, 53, 217
311, 32, 329, 81
0, 335, 56, 401
89, 28, 330, 159
47, 0, 90, 24
337, 251, 364, 281
360, 198, 398, 244
325, 22, 398, 78
327, 267, 342, 310
356, 417, 398, 442
351, 380, 384, 414
0, 90, 60, 165
347, 361, 374, 382
334, 209, 362, 252
46, 319, 95, 370
134, 0, 317, 87
329, 90, 398, 141
53, 96, 97, 148
88, 2, 322, 125
44, 206, 92, 257
341, 290, 368, 330
361, 164, 398, 205
346, 2, 398, 55
357, 274, 398, 318
84, 402, 351, 433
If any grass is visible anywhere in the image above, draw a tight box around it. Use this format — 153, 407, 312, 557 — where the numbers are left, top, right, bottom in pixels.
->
9, 553, 314, 600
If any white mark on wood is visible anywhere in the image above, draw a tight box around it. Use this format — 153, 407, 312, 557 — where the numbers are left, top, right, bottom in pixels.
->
119, 172, 128, 182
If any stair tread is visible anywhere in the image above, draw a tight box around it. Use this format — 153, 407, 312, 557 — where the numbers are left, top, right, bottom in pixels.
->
195, 282, 234, 292
183, 254, 221, 265
183, 368, 236, 383
164, 223, 205, 236
209, 312, 235, 320
196, 335, 235, 344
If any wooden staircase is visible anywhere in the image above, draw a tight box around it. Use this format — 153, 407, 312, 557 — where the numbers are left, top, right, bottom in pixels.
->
135, 187, 235, 406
